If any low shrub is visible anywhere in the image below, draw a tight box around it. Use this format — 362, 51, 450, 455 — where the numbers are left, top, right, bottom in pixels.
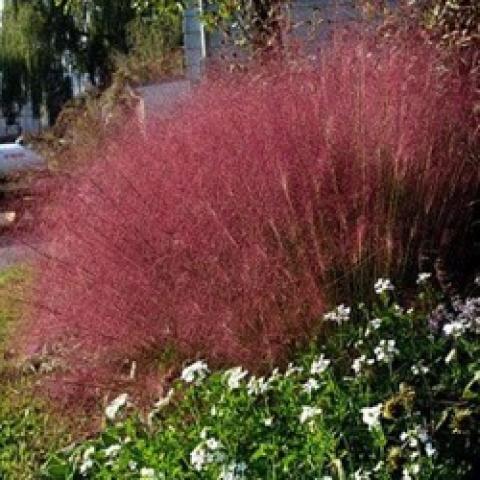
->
23, 32, 479, 401
43, 277, 480, 479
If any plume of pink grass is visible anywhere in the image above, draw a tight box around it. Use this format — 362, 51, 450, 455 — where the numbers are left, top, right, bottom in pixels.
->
20, 32, 478, 404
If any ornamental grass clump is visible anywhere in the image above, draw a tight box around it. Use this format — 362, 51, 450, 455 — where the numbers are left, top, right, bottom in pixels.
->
22, 32, 479, 400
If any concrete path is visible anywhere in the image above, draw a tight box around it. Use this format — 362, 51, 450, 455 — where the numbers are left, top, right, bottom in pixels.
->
0, 234, 38, 269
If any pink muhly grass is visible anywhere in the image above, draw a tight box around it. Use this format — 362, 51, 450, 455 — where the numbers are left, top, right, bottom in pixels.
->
21, 32, 479, 402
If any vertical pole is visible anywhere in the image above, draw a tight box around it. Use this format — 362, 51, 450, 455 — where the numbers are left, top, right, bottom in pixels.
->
183, 0, 207, 81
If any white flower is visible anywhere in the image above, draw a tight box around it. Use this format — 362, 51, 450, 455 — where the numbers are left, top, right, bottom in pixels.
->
370, 318, 382, 330
299, 405, 322, 424
247, 376, 269, 396
374, 339, 399, 363
269, 367, 281, 381
79, 447, 95, 475
128, 460, 138, 471
352, 355, 366, 375
402, 468, 412, 480
443, 320, 468, 337
263, 417, 273, 426
310, 354, 331, 375
224, 367, 248, 390
190, 444, 209, 471
417, 272, 431, 285
401, 426, 432, 454
416, 427, 429, 444
154, 388, 174, 409
140, 467, 156, 479
285, 363, 303, 376
104, 444, 121, 458
219, 461, 248, 480
303, 378, 320, 394
425, 442, 436, 457
411, 363, 429, 375
324, 304, 351, 324
361, 403, 383, 430
181, 360, 209, 384
393, 304, 404, 316
353, 469, 372, 479
190, 437, 225, 471
401, 463, 421, 479
105, 393, 128, 420
79, 458, 93, 475
409, 436, 419, 448
148, 388, 175, 426
206, 437, 222, 451
374, 278, 394, 295
83, 446, 95, 460
445, 348, 456, 364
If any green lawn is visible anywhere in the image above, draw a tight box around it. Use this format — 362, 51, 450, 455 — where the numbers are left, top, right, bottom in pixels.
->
0, 265, 28, 345
0, 265, 70, 480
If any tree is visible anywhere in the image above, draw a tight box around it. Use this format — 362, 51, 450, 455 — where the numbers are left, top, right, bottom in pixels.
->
200, 0, 285, 54
0, 1, 78, 126
57, 1, 137, 87
56, 0, 182, 88
0, 0, 183, 127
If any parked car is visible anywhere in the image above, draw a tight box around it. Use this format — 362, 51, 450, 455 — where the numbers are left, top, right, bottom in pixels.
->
0, 138, 48, 228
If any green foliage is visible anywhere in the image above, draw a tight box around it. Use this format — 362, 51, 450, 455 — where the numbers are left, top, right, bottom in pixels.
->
60, 1, 137, 87
0, 3, 40, 122
115, 8, 183, 85
0, 0, 183, 127
57, 0, 183, 86
0, 266, 29, 344
0, 0, 79, 126
0, 266, 70, 480
200, 0, 286, 53
43, 278, 480, 478
378, 0, 479, 71
0, 383, 70, 480
421, 0, 479, 51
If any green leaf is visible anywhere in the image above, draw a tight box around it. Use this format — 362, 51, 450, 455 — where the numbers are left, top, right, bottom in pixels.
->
41, 456, 71, 480
462, 371, 480, 400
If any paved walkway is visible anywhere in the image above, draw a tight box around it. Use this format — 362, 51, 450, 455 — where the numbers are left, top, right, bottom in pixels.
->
0, 234, 38, 269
